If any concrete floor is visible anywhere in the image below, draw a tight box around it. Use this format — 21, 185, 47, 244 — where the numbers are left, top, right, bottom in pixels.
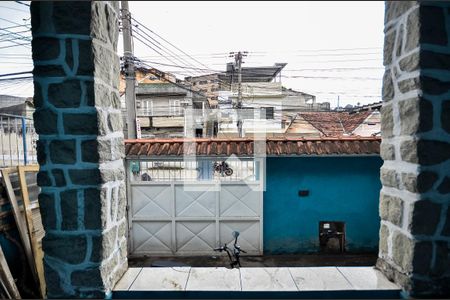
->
128, 253, 378, 268
113, 266, 401, 299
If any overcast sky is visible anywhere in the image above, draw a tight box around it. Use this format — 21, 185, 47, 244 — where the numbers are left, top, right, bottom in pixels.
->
1, 1, 385, 107
127, 1, 385, 108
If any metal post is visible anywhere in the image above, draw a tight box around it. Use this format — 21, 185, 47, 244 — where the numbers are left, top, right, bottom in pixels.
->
121, 1, 137, 139
8, 118, 12, 166
21, 117, 27, 165
14, 118, 19, 166
237, 52, 242, 109
0, 116, 4, 166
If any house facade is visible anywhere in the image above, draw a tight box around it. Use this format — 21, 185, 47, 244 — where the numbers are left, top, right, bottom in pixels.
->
124, 137, 382, 255
120, 68, 210, 138
133, 83, 209, 138
185, 63, 332, 138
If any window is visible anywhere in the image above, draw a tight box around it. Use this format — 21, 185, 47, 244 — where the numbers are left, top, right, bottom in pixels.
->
143, 100, 153, 116
169, 99, 182, 116
261, 107, 274, 119
199, 80, 208, 85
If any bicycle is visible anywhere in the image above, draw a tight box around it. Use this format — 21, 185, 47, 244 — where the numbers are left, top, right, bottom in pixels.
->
213, 231, 246, 269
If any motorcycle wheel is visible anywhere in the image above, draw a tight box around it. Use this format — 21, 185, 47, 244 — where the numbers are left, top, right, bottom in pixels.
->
225, 168, 233, 176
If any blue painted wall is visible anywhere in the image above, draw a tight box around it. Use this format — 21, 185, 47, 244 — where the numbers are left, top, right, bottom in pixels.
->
263, 156, 383, 254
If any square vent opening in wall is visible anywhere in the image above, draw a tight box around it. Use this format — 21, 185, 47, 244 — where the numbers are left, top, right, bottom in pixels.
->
319, 221, 345, 253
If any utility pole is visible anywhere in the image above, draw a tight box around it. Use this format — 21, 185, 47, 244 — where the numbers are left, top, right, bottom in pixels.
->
229, 51, 247, 137
121, 1, 137, 139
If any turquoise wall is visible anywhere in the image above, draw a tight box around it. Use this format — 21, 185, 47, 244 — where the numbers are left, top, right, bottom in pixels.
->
263, 156, 383, 254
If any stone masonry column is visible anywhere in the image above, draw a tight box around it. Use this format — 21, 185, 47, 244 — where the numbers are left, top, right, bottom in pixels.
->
378, 1, 450, 297
31, 2, 127, 298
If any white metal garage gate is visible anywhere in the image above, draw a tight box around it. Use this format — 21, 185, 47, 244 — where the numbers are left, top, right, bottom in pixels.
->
127, 178, 263, 256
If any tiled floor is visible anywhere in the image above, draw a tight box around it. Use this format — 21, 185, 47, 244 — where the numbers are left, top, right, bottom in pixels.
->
114, 266, 400, 293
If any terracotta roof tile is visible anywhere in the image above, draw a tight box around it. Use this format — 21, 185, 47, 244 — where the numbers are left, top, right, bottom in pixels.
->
297, 111, 372, 137
125, 137, 380, 157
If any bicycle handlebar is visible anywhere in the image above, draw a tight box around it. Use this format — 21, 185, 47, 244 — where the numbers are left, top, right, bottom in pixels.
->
214, 245, 246, 253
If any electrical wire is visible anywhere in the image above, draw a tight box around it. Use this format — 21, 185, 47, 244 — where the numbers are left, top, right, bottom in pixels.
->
126, 16, 382, 109
132, 17, 214, 72
251, 46, 382, 53
131, 25, 210, 76
0, 16, 29, 27
0, 71, 32, 77
0, 28, 32, 41
0, 42, 29, 49
0, 76, 33, 82
138, 61, 210, 99
131, 30, 198, 77
139, 47, 382, 58
132, 33, 199, 77
166, 66, 383, 73
14, 1, 30, 7
210, 58, 381, 66
0, 5, 28, 13
0, 29, 31, 38
137, 59, 381, 81
0, 24, 31, 31
0, 79, 32, 94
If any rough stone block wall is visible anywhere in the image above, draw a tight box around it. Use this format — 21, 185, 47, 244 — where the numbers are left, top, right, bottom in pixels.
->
31, 2, 127, 298
378, 1, 450, 297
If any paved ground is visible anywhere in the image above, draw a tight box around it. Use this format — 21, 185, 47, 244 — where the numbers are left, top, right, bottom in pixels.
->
129, 253, 378, 268
113, 266, 400, 299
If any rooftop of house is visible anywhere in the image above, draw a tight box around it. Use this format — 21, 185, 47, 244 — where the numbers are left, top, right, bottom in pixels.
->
218, 63, 287, 83
349, 101, 383, 112
135, 83, 190, 96
125, 136, 380, 157
282, 87, 316, 98
185, 63, 288, 84
287, 111, 376, 137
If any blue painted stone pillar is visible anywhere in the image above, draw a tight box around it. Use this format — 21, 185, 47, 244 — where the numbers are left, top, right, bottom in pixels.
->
31, 2, 127, 298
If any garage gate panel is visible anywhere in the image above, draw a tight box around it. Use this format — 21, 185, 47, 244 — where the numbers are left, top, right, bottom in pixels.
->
128, 182, 262, 256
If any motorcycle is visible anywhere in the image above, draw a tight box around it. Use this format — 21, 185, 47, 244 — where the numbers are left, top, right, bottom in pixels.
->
213, 161, 233, 176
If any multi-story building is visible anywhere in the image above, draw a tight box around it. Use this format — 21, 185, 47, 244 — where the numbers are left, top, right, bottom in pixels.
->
134, 82, 208, 138
185, 63, 331, 138
120, 67, 209, 138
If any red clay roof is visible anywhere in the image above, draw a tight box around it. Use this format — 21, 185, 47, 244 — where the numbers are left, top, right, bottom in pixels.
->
297, 111, 372, 137
125, 137, 380, 157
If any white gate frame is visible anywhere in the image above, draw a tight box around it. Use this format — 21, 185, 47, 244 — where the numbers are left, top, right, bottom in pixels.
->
125, 157, 265, 257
